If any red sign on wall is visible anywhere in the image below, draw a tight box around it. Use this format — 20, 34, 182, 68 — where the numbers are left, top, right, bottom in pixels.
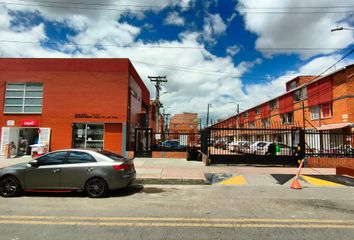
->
20, 120, 39, 127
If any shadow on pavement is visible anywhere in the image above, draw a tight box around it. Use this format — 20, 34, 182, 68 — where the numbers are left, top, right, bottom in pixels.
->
19, 185, 145, 198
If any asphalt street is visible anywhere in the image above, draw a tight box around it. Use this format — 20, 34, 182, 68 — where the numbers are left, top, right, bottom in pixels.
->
0, 184, 354, 240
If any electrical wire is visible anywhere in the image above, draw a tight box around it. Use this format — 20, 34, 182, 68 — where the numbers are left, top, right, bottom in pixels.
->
0, 1, 353, 14
5, 0, 354, 10
0, 39, 347, 51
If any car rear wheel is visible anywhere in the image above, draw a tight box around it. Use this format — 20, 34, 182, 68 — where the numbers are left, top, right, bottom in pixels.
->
0, 176, 22, 197
85, 178, 108, 198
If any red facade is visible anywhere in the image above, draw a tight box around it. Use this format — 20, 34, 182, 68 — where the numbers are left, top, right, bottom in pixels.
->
307, 77, 333, 106
279, 93, 294, 114
0, 58, 150, 155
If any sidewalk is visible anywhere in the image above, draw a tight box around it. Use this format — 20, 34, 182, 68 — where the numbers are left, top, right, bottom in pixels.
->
0, 156, 340, 186
134, 158, 336, 185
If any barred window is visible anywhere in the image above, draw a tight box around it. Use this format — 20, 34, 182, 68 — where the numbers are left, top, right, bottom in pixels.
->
4, 83, 43, 114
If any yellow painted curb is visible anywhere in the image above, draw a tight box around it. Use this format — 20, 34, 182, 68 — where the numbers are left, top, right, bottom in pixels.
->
218, 175, 246, 185
301, 175, 343, 187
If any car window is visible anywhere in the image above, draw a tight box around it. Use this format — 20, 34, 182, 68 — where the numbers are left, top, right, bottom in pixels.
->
258, 142, 267, 147
98, 150, 124, 161
37, 152, 67, 166
67, 151, 96, 164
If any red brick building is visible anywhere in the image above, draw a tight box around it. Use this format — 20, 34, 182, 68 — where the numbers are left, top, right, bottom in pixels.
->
214, 64, 354, 133
169, 112, 199, 145
0, 58, 150, 156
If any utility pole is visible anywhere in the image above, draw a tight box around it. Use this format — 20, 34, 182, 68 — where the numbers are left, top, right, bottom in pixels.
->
162, 109, 171, 133
206, 103, 212, 127
149, 76, 167, 133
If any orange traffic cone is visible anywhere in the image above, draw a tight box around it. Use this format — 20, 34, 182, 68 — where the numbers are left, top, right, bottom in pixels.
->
290, 177, 302, 189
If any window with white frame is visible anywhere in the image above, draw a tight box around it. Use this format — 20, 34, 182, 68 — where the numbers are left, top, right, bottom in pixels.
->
310, 103, 332, 120
4, 83, 43, 113
310, 105, 320, 120
249, 122, 255, 128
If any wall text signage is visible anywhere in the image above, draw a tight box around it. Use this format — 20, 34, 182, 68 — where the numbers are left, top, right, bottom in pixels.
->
20, 120, 39, 127
74, 113, 118, 119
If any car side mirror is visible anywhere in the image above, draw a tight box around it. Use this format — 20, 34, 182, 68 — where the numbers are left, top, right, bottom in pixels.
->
29, 160, 39, 167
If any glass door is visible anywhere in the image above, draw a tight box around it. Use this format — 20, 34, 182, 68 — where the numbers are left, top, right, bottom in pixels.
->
73, 123, 104, 149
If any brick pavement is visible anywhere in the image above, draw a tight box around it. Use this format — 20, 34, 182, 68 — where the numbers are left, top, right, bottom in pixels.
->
0, 156, 338, 186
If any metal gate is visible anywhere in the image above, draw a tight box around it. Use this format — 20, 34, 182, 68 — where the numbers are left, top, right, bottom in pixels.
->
201, 128, 304, 166
134, 128, 153, 157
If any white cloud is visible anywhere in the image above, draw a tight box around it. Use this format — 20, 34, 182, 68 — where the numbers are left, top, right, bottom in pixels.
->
164, 11, 185, 26
237, 0, 354, 59
242, 55, 354, 112
203, 13, 227, 44
226, 45, 241, 56
1, 1, 353, 125
0, 6, 10, 30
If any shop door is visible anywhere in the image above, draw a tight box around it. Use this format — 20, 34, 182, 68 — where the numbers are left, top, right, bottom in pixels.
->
0, 127, 10, 155
0, 127, 20, 155
38, 128, 51, 145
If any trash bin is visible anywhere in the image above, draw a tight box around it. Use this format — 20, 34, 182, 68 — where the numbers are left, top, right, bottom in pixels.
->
30, 144, 48, 158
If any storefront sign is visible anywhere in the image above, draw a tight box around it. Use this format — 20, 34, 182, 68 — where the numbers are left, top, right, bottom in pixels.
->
74, 113, 118, 119
6, 120, 15, 126
20, 120, 39, 127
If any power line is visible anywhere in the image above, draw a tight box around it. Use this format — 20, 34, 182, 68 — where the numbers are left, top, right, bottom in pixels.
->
133, 60, 271, 79
0, 1, 353, 14
6, 0, 354, 10
0, 39, 347, 51
316, 48, 354, 77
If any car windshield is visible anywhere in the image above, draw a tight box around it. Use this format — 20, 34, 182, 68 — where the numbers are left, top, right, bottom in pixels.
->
97, 150, 125, 161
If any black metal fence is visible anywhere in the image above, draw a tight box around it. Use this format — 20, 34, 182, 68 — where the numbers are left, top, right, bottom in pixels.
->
129, 130, 200, 153
199, 127, 354, 165
130, 127, 354, 160
203, 127, 301, 156
305, 130, 354, 157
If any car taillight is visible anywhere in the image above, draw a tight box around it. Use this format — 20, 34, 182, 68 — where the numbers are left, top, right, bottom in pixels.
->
112, 164, 130, 171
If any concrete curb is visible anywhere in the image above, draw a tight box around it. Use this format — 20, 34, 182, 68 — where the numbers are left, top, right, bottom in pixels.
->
135, 178, 208, 185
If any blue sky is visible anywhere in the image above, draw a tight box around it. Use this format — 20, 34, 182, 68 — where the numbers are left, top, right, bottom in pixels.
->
0, 0, 353, 124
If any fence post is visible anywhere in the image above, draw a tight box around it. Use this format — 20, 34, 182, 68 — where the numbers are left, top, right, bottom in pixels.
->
299, 129, 306, 160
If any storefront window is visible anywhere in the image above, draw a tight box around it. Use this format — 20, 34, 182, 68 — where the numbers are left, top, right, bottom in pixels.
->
73, 123, 104, 149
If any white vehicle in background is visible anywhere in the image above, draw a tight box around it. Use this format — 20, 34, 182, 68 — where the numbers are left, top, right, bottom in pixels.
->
227, 141, 240, 152
229, 141, 250, 153
250, 142, 293, 155
249, 141, 268, 154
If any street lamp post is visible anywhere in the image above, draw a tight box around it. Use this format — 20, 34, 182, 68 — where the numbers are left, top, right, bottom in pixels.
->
331, 26, 354, 32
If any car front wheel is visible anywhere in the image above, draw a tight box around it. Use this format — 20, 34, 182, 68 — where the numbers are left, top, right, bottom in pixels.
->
85, 178, 108, 198
0, 176, 22, 197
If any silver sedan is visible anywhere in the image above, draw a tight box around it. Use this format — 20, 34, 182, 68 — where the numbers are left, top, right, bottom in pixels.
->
0, 149, 136, 198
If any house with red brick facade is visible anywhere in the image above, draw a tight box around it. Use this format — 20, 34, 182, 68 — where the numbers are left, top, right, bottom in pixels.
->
214, 64, 354, 134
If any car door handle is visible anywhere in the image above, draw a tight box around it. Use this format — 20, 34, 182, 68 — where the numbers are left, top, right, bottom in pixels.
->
51, 169, 60, 173
87, 167, 94, 172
